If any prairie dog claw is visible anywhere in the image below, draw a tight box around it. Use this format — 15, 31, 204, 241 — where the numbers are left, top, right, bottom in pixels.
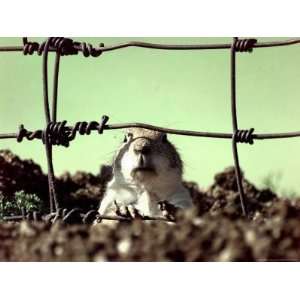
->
114, 201, 144, 220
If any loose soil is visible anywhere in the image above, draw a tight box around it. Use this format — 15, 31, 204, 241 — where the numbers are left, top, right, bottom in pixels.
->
1, 149, 300, 261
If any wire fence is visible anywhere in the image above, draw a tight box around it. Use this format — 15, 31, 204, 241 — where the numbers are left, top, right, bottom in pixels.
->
1, 37, 300, 222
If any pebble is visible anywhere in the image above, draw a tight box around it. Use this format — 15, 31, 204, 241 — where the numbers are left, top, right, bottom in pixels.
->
117, 238, 131, 255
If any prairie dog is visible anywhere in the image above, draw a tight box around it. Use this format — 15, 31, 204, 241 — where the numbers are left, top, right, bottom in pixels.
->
98, 128, 193, 218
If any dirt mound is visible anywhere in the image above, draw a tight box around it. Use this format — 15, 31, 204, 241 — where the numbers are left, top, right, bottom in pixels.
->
1, 198, 300, 261
0, 150, 48, 200
1, 150, 300, 261
0, 150, 112, 212
56, 165, 112, 211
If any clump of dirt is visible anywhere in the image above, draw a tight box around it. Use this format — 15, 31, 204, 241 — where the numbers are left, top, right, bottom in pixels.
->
1, 150, 300, 261
1, 199, 300, 261
0, 150, 112, 213
0, 149, 48, 201
185, 166, 277, 219
56, 164, 112, 211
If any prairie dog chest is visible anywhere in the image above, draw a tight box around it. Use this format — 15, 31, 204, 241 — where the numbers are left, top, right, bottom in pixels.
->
115, 184, 163, 216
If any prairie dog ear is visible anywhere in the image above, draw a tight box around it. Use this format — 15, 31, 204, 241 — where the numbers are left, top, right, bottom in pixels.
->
122, 131, 133, 143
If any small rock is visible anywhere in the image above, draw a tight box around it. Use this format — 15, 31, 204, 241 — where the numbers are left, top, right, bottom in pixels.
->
117, 238, 131, 255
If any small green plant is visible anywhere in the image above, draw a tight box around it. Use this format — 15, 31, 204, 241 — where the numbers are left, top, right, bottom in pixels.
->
14, 191, 42, 212
0, 190, 42, 220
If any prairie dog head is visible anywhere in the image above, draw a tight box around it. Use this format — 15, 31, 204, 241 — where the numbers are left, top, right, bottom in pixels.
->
113, 128, 183, 186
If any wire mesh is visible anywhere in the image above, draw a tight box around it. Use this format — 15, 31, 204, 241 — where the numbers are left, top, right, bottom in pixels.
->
1, 36, 299, 221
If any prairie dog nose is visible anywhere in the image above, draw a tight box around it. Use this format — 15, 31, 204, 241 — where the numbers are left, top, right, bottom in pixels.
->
133, 138, 152, 155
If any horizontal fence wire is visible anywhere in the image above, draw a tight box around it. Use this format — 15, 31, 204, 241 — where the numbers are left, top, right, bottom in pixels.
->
0, 38, 300, 53
0, 36, 299, 221
4, 122, 300, 141
2, 209, 175, 224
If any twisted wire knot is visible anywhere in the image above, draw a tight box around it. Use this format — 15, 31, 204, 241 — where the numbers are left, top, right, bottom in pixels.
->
16, 116, 109, 146
22, 37, 44, 55
17, 124, 42, 142
68, 115, 109, 140
49, 37, 78, 56
82, 210, 99, 224
98, 115, 109, 133
234, 128, 255, 144
42, 121, 70, 147
23, 37, 78, 56
20, 208, 41, 221
45, 209, 100, 224
77, 42, 104, 57
23, 37, 105, 57
234, 38, 257, 52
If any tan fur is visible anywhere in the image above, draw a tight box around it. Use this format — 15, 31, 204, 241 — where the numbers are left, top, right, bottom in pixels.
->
98, 128, 193, 218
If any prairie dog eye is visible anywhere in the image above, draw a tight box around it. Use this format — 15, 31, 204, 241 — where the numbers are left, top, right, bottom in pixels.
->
161, 133, 168, 142
123, 135, 128, 143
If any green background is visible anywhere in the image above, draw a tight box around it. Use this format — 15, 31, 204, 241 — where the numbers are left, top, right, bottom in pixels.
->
0, 37, 299, 195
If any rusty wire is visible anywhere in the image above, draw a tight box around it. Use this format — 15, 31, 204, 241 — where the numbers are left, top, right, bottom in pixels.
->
0, 36, 300, 221
2, 208, 175, 224
1, 37, 300, 53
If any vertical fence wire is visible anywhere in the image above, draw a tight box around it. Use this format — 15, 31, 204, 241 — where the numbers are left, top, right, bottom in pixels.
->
42, 38, 59, 213
230, 37, 247, 216
2, 37, 300, 220
52, 52, 60, 123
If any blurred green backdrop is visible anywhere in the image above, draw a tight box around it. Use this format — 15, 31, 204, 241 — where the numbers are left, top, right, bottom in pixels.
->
0, 37, 300, 195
